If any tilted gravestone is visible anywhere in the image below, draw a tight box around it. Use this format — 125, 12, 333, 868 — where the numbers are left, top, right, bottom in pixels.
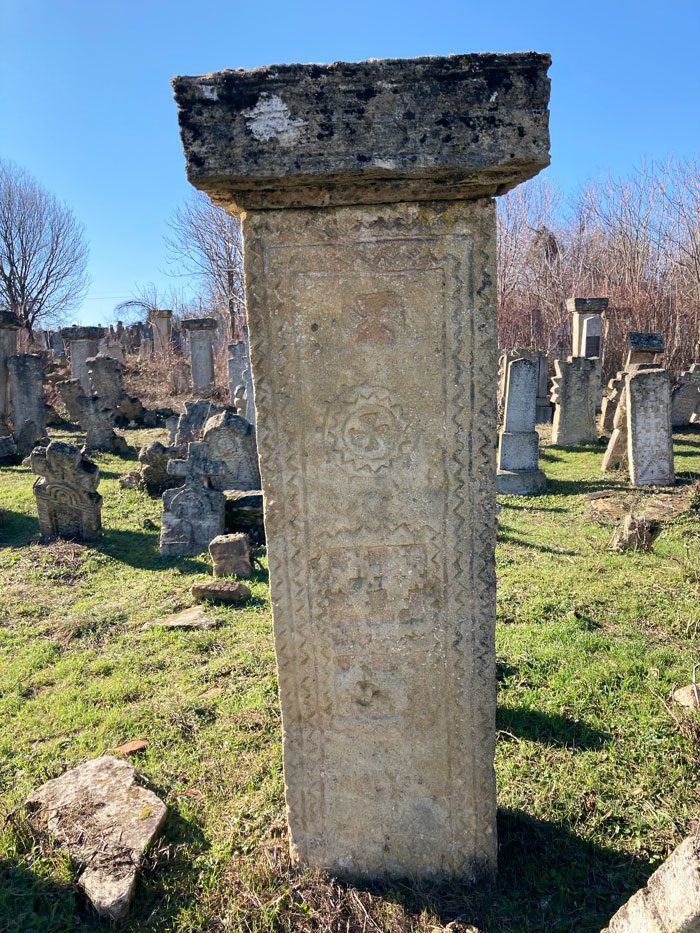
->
497, 356, 546, 494
61, 326, 105, 392
550, 356, 598, 446
160, 441, 226, 556
202, 410, 260, 491
31, 441, 102, 540
174, 51, 551, 880
627, 369, 675, 486
75, 395, 130, 454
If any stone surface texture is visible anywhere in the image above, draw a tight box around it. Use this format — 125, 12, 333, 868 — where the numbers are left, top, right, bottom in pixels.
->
497, 356, 546, 494
209, 532, 253, 577
160, 441, 226, 556
550, 356, 598, 445
174, 399, 225, 449
174, 51, 552, 883
604, 834, 700, 932
26, 756, 167, 921
76, 395, 130, 454
173, 53, 551, 212
243, 199, 499, 879
627, 369, 675, 486
202, 409, 260, 490
31, 441, 102, 540
191, 578, 252, 604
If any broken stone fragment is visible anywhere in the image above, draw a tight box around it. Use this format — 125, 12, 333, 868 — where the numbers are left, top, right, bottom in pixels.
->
604, 834, 700, 932
191, 579, 252, 604
209, 532, 253, 578
609, 515, 661, 553
26, 756, 167, 921
143, 607, 216, 629
673, 684, 700, 709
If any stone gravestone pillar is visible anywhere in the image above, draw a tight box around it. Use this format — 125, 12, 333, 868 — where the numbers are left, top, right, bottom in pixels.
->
182, 318, 217, 392
61, 326, 105, 392
174, 52, 551, 880
227, 340, 248, 402
497, 357, 546, 494
151, 309, 174, 354
670, 364, 700, 428
568, 297, 608, 359
0, 309, 21, 434
160, 441, 226, 555
550, 357, 598, 446
627, 369, 675, 486
8, 353, 47, 456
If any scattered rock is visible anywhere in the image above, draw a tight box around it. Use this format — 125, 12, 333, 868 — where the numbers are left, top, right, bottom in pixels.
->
0, 435, 18, 463
191, 580, 252, 605
673, 685, 700, 709
119, 470, 143, 490
604, 833, 700, 932
143, 607, 216, 630
609, 515, 661, 552
209, 532, 253, 578
115, 739, 149, 756
25, 756, 167, 921
199, 687, 224, 699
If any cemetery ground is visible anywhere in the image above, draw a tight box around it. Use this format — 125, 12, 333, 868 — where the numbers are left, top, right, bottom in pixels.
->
0, 428, 698, 933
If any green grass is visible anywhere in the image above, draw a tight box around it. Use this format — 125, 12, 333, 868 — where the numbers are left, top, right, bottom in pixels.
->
0, 428, 698, 932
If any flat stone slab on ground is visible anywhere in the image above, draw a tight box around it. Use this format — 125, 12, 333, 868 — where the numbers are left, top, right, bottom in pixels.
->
25, 756, 167, 921
143, 607, 216, 630
673, 685, 700, 708
191, 579, 252, 604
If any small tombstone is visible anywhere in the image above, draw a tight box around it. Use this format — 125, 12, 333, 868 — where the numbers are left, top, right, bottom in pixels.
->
627, 369, 675, 486
497, 356, 546, 494
60, 325, 105, 391
209, 532, 253, 577
56, 378, 83, 422
0, 308, 21, 434
181, 318, 218, 392
202, 409, 260, 490
568, 297, 608, 359
31, 441, 102, 540
159, 441, 226, 556
173, 399, 225, 450
227, 340, 248, 399
76, 395, 130, 454
670, 364, 700, 428
601, 371, 625, 434
550, 356, 598, 445
86, 353, 124, 410
138, 441, 183, 494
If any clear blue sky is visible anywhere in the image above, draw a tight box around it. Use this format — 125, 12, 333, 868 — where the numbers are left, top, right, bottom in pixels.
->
3, 0, 699, 326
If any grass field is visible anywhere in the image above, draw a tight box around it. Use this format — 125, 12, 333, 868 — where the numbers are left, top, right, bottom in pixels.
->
0, 427, 698, 932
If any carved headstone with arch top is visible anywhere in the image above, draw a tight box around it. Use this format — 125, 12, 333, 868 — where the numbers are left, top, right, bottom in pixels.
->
31, 441, 102, 540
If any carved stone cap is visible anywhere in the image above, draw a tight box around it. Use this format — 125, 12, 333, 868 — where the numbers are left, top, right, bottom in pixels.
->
173, 52, 551, 212
60, 325, 105, 341
0, 309, 21, 329
150, 309, 173, 318
628, 332, 664, 352
182, 317, 218, 332
566, 297, 609, 314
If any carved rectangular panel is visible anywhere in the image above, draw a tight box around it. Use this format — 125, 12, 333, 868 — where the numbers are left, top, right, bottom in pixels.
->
243, 199, 498, 880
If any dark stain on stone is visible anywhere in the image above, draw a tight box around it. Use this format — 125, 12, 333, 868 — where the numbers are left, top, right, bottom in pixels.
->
403, 110, 415, 120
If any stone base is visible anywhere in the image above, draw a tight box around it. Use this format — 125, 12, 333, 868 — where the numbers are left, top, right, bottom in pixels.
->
497, 468, 546, 495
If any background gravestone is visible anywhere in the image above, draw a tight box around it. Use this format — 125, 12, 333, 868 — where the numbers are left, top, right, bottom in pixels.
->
174, 51, 551, 881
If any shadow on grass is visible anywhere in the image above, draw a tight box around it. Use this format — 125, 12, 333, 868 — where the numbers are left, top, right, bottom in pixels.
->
345, 810, 648, 932
0, 857, 89, 931
544, 475, 621, 497
501, 501, 567, 514
0, 511, 41, 548
95, 529, 210, 574
497, 705, 609, 749
497, 525, 581, 557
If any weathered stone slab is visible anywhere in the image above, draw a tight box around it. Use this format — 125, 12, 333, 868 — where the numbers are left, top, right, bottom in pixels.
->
497, 356, 545, 494
160, 441, 226, 556
174, 50, 551, 883
568, 296, 607, 360
31, 441, 102, 540
144, 607, 215, 629
209, 532, 253, 577
26, 756, 167, 921
182, 318, 217, 392
191, 579, 252, 604
550, 356, 598, 445
8, 353, 47, 457
173, 53, 551, 212
61, 326, 104, 391
604, 835, 700, 932
626, 332, 664, 368
173, 399, 225, 449
627, 369, 675, 486
0, 308, 20, 434
202, 409, 260, 490
671, 364, 700, 428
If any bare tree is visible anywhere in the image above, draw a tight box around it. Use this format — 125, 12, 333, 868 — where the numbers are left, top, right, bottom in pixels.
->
112, 282, 202, 326
0, 159, 89, 333
165, 190, 245, 339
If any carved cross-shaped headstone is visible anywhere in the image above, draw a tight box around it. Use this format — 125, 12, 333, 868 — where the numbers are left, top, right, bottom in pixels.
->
166, 441, 225, 486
